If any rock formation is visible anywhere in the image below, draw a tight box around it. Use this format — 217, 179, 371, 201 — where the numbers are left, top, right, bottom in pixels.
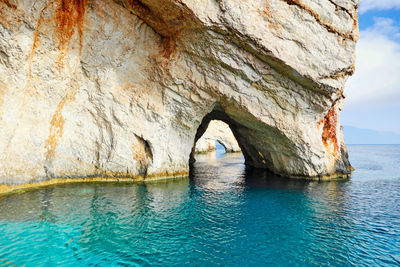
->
0, 0, 358, 186
195, 120, 240, 153
195, 138, 216, 154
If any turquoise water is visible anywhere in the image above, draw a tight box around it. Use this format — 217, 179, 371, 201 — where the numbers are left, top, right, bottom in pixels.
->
0, 145, 399, 266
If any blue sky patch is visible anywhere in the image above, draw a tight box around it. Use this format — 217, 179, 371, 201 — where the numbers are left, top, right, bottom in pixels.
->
359, 9, 400, 30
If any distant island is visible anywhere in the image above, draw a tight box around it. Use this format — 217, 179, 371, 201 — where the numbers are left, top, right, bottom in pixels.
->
343, 126, 400, 144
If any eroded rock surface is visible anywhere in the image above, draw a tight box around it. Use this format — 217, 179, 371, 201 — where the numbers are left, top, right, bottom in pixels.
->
0, 0, 357, 184
195, 120, 241, 153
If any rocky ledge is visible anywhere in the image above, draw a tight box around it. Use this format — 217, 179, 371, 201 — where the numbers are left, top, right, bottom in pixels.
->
0, 0, 357, 186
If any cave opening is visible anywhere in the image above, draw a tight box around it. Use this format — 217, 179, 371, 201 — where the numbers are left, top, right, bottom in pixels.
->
189, 102, 291, 175
193, 117, 240, 156
189, 104, 299, 183
189, 103, 294, 180
189, 106, 247, 168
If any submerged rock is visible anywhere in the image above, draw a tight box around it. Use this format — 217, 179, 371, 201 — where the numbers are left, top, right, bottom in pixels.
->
0, 0, 357, 185
195, 120, 241, 153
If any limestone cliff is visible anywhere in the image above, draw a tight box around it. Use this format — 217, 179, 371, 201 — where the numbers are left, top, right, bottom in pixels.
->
0, 0, 357, 185
195, 120, 240, 153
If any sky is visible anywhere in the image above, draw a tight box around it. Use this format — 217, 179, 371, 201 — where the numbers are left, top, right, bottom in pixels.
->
340, 0, 400, 134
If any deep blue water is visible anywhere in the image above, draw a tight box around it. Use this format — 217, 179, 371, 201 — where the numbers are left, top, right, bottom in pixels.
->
0, 145, 399, 266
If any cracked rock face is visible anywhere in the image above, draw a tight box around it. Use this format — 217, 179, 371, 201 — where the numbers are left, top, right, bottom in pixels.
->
0, 0, 357, 184
195, 120, 241, 153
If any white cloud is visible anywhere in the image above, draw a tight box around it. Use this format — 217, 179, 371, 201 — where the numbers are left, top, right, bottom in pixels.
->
345, 17, 400, 108
359, 0, 400, 14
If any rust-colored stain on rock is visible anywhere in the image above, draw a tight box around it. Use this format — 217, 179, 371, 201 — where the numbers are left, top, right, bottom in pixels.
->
44, 0, 87, 159
27, 6, 47, 87
45, 103, 65, 160
55, 0, 87, 64
45, 86, 79, 161
161, 37, 176, 59
321, 105, 339, 154
1, 0, 16, 9
127, 0, 151, 17
0, 0, 22, 28
159, 36, 177, 71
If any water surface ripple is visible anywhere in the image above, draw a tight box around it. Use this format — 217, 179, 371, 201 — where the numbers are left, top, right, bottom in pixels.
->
0, 145, 399, 266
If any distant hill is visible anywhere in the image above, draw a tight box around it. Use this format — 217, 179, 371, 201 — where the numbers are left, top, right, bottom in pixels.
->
343, 126, 400, 144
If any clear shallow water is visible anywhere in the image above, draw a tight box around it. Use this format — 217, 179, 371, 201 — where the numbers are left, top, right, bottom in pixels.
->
0, 145, 399, 266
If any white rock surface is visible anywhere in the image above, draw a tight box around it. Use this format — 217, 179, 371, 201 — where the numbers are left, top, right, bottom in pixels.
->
195, 120, 241, 153
195, 138, 216, 153
0, 0, 357, 184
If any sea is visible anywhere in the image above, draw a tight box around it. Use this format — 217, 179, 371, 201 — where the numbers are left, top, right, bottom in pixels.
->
0, 144, 399, 266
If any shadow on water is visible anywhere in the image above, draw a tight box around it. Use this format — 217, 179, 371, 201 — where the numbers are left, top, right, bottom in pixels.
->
243, 166, 312, 190
190, 150, 345, 193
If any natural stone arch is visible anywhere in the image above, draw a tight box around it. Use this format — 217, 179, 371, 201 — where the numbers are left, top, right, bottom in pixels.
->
0, 0, 357, 190
189, 103, 310, 177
